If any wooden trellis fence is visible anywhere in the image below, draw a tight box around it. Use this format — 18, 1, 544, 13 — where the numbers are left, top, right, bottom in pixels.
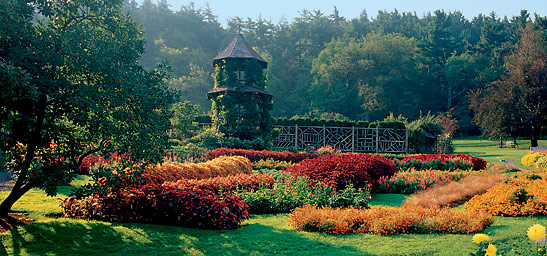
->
272, 125, 408, 154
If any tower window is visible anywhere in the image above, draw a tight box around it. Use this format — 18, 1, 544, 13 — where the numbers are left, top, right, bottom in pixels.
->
234, 70, 245, 81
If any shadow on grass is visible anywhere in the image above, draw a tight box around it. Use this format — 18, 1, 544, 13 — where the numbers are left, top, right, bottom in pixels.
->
0, 218, 373, 256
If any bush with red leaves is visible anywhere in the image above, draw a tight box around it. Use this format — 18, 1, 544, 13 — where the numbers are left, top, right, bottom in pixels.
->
285, 153, 398, 191
207, 148, 317, 163
63, 185, 249, 230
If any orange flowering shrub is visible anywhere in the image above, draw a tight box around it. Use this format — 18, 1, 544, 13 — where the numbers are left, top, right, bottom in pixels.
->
143, 156, 252, 184
404, 173, 505, 208
465, 170, 547, 216
289, 205, 493, 235
162, 173, 274, 193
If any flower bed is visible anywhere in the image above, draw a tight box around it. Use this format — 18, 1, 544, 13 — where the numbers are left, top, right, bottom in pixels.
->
162, 173, 274, 193
396, 154, 487, 171
63, 185, 249, 230
286, 153, 397, 191
375, 169, 476, 194
143, 156, 252, 184
207, 148, 317, 163
288, 205, 493, 235
465, 170, 547, 216
251, 159, 295, 170
403, 173, 505, 208
235, 177, 370, 214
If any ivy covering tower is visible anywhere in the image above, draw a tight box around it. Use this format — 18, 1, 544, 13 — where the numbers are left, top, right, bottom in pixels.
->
207, 30, 273, 146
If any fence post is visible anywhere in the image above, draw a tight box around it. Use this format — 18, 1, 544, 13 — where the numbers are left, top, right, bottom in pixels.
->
323, 125, 326, 147
294, 124, 298, 150
352, 126, 355, 152
405, 128, 409, 154
375, 127, 379, 153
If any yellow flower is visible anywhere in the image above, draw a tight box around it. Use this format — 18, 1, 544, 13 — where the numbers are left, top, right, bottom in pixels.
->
484, 243, 497, 256
472, 234, 490, 244
527, 224, 546, 243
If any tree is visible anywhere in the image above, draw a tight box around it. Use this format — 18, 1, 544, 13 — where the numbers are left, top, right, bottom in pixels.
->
0, 0, 175, 215
470, 22, 547, 146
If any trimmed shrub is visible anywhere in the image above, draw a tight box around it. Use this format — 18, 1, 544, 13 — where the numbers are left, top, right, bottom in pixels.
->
465, 170, 547, 216
162, 173, 274, 193
236, 177, 371, 214
521, 152, 547, 167
143, 156, 252, 184
397, 154, 487, 171
403, 173, 505, 208
207, 148, 317, 163
288, 205, 493, 235
286, 153, 397, 191
63, 185, 249, 230
375, 169, 476, 194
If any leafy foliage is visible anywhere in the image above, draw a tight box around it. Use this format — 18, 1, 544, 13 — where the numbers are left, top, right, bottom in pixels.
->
162, 173, 275, 193
397, 154, 487, 171
63, 185, 249, 230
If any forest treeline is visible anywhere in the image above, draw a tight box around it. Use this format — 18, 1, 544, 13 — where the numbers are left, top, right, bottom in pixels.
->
123, 0, 547, 136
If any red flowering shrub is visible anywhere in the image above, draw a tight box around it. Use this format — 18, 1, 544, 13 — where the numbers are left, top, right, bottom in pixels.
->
63, 185, 249, 230
288, 205, 493, 235
397, 154, 487, 171
286, 153, 397, 191
375, 169, 477, 194
143, 156, 252, 184
207, 148, 317, 163
77, 152, 131, 174
163, 173, 274, 193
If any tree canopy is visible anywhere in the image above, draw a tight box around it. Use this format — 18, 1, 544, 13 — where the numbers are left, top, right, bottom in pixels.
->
0, 0, 175, 214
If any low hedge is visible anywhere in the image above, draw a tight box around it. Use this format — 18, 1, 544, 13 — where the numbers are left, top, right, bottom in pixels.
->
375, 169, 477, 194
207, 148, 317, 163
63, 185, 249, 230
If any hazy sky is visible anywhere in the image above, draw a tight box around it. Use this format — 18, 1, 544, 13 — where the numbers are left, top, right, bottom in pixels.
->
146, 0, 547, 26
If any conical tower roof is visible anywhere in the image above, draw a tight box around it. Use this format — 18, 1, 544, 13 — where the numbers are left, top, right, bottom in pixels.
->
213, 33, 267, 68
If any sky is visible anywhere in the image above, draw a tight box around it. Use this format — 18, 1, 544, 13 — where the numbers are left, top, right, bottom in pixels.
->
144, 0, 547, 26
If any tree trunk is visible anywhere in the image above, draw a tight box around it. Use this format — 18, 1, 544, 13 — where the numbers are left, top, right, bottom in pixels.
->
0, 185, 32, 216
531, 133, 539, 147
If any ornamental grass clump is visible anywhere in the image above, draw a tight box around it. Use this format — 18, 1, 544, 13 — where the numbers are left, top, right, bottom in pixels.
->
143, 155, 252, 184
251, 159, 295, 170
288, 205, 493, 235
465, 170, 547, 216
404, 173, 505, 208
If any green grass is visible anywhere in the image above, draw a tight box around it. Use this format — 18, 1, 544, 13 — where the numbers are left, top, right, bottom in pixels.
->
453, 137, 547, 170
1, 138, 547, 255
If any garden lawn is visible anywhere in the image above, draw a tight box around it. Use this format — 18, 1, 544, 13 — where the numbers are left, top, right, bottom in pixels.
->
2, 138, 547, 255
0, 187, 546, 255
453, 137, 547, 170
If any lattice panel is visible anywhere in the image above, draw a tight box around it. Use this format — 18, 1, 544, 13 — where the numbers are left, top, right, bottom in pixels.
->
272, 125, 407, 154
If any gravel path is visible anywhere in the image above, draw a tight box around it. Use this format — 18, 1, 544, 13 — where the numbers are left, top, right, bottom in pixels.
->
0, 171, 15, 192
